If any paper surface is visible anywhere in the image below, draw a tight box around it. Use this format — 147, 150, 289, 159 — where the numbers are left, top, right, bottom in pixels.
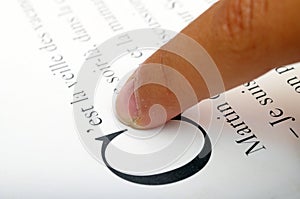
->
0, 0, 299, 198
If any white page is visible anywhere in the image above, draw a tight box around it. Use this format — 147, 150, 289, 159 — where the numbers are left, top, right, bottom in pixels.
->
0, 0, 299, 198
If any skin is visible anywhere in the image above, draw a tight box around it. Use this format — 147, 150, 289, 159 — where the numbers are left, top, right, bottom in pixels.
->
115, 0, 300, 129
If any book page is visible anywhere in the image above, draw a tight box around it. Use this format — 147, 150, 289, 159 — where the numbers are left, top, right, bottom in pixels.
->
0, 0, 299, 198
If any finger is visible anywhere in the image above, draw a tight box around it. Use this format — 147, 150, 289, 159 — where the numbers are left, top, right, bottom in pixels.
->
115, 0, 300, 129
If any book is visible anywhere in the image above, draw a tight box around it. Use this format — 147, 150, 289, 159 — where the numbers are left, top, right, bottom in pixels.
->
0, 0, 299, 198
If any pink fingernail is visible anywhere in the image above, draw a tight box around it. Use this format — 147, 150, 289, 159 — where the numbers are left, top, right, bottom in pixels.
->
115, 78, 139, 126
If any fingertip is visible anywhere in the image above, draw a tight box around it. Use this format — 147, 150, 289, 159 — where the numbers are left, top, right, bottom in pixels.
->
115, 78, 139, 127
115, 78, 174, 130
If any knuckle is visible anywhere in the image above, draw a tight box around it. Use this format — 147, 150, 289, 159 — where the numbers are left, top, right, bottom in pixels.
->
214, 0, 268, 52
224, 0, 254, 37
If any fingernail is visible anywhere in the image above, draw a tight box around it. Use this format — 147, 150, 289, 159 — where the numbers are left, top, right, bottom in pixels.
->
115, 78, 139, 127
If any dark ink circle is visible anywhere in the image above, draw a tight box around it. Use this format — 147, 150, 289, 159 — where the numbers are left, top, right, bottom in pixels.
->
95, 115, 212, 185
